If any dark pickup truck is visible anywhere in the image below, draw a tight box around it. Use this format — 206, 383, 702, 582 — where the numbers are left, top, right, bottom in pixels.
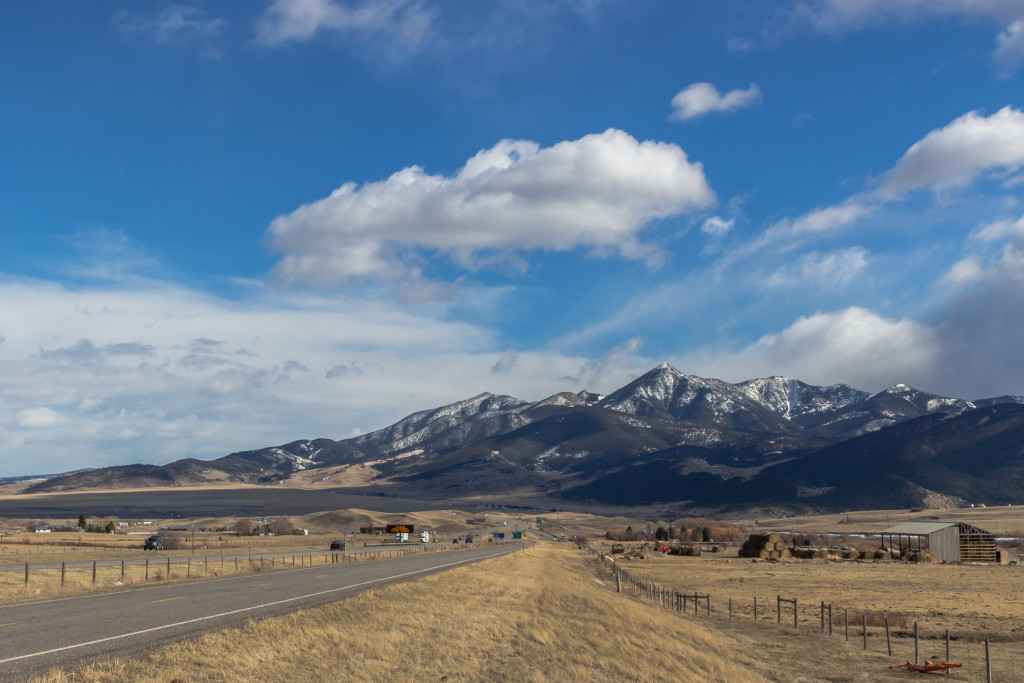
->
143, 535, 164, 550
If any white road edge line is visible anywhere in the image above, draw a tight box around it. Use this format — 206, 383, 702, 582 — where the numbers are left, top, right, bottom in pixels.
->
0, 548, 510, 665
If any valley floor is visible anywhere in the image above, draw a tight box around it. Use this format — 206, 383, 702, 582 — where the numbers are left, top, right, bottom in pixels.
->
29, 539, 956, 683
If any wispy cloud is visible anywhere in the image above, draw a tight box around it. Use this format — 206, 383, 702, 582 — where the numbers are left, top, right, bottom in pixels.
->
764, 0, 1024, 73
113, 4, 227, 54
255, 0, 432, 52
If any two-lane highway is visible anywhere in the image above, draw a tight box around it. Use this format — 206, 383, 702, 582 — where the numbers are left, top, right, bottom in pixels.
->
0, 543, 525, 679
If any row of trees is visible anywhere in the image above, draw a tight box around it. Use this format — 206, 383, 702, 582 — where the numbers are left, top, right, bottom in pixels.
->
233, 517, 295, 536
605, 525, 714, 542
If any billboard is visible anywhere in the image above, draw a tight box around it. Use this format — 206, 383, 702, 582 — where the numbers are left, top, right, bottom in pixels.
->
386, 524, 414, 534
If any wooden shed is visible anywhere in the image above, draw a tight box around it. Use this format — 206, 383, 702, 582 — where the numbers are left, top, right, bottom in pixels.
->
880, 521, 996, 563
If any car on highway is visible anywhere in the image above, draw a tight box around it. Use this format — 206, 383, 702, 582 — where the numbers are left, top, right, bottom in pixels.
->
143, 535, 164, 550
330, 540, 345, 551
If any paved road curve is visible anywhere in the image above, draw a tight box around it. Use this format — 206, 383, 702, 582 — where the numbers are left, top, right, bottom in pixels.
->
0, 543, 524, 679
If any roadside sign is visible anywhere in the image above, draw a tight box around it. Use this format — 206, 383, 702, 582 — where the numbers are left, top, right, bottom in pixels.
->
494, 532, 505, 539
386, 524, 414, 534
536, 517, 542, 525
512, 531, 522, 539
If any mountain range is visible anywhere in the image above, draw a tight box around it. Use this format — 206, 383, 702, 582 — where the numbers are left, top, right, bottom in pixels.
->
26, 363, 1024, 513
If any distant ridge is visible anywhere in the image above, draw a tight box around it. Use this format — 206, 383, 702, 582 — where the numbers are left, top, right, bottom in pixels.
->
25, 364, 1024, 513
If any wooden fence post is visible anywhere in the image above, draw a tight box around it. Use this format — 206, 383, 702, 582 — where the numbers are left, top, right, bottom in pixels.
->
885, 618, 892, 656
914, 621, 919, 663
863, 614, 868, 650
24, 562, 28, 586
61, 561, 65, 587
985, 638, 992, 683
93, 560, 97, 584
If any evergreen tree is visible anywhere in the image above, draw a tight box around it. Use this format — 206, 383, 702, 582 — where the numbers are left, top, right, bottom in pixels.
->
78, 514, 86, 529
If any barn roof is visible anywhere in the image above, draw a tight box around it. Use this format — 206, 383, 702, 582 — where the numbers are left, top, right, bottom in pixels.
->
881, 521, 957, 535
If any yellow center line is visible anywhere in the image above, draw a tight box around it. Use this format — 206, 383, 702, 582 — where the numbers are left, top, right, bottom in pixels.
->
315, 574, 328, 578
253, 582, 273, 587
150, 596, 184, 603
0, 622, 18, 628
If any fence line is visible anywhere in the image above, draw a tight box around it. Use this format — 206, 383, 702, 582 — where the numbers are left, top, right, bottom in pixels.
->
3, 540, 521, 593
584, 544, 1007, 680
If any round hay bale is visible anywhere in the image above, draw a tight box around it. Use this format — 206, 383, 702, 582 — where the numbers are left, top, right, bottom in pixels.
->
766, 532, 781, 545
859, 550, 873, 560
907, 551, 921, 563
873, 549, 890, 560
692, 546, 702, 556
758, 548, 771, 559
779, 548, 792, 560
774, 541, 786, 551
843, 549, 860, 560
769, 550, 780, 560
712, 545, 721, 553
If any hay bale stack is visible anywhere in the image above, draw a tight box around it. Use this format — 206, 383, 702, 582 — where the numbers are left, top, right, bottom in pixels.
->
670, 545, 702, 556
843, 549, 860, 560
873, 549, 891, 560
739, 533, 787, 558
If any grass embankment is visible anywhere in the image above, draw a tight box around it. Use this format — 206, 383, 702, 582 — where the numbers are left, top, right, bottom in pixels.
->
34, 543, 771, 683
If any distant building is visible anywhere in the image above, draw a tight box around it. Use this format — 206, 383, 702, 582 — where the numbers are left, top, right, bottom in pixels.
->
881, 521, 997, 563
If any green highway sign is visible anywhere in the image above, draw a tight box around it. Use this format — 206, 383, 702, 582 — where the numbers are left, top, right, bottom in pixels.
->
512, 531, 522, 539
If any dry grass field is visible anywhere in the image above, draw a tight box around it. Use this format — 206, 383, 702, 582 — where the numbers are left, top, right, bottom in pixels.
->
744, 505, 1024, 537
597, 544, 1024, 680
0, 505, 523, 603
31, 540, 953, 683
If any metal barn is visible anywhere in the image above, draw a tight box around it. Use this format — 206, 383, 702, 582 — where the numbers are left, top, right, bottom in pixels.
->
880, 521, 996, 563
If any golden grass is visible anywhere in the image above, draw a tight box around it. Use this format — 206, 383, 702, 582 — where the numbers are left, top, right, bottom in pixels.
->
0, 543, 463, 604
32, 543, 773, 683
599, 545, 1024, 681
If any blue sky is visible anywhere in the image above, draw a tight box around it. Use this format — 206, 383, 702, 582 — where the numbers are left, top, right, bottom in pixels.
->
3, 1, 1024, 475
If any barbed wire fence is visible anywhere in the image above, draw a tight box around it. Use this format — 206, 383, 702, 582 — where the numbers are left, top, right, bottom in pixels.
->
582, 543, 1019, 682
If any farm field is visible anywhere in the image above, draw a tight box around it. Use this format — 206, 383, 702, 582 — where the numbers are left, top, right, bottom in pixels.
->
744, 505, 1024, 537
595, 542, 1024, 680
30, 540, 910, 683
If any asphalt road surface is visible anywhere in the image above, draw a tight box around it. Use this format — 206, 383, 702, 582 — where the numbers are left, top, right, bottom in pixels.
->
0, 543, 524, 679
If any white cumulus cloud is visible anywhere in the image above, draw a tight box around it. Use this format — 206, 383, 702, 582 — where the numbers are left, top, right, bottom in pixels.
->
669, 82, 762, 122
268, 129, 715, 286
701, 216, 734, 237
681, 307, 940, 392
880, 107, 1024, 196
17, 407, 62, 429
